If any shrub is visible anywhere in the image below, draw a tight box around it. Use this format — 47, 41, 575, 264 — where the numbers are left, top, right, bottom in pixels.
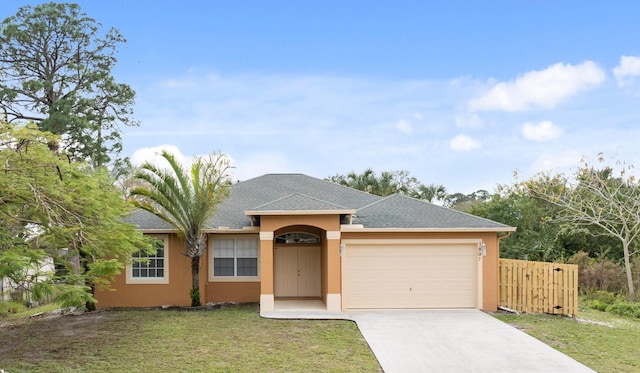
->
585, 290, 619, 305
606, 301, 640, 318
190, 288, 201, 307
568, 251, 627, 293
0, 301, 26, 317
589, 300, 609, 312
585, 291, 622, 312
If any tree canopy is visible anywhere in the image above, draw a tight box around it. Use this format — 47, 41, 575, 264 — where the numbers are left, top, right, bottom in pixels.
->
0, 122, 150, 309
0, 2, 136, 166
529, 157, 640, 295
327, 169, 447, 202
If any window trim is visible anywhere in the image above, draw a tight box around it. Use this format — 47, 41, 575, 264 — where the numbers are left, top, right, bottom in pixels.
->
126, 234, 169, 285
209, 235, 260, 282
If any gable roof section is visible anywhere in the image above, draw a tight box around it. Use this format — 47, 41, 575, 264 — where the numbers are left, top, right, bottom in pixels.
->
246, 193, 356, 215
210, 174, 380, 228
350, 194, 513, 231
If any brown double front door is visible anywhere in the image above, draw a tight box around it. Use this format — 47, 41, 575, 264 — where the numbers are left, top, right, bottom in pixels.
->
274, 246, 321, 298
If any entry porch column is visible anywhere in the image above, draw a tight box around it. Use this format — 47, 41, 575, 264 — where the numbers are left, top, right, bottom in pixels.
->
326, 230, 342, 312
259, 231, 274, 312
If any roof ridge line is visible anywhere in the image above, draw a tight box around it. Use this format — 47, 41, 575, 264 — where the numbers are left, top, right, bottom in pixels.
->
251, 192, 348, 210
356, 194, 396, 210
250, 193, 297, 210
291, 192, 349, 209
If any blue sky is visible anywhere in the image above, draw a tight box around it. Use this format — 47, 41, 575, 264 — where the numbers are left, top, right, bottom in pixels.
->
3, 1, 640, 193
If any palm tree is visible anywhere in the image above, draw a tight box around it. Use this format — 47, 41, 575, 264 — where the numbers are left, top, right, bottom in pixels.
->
129, 150, 231, 306
411, 183, 447, 203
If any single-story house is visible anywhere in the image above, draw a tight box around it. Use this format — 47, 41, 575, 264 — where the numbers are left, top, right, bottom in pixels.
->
95, 174, 515, 313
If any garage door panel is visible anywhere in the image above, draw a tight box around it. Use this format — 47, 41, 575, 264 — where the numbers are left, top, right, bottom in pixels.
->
344, 244, 478, 309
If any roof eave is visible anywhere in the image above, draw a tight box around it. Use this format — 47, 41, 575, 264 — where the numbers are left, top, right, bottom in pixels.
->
140, 227, 261, 234
139, 228, 180, 234
245, 209, 357, 216
205, 226, 260, 233
340, 225, 517, 233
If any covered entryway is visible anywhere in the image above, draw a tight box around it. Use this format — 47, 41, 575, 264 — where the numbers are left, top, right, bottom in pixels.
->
274, 246, 321, 297
343, 241, 480, 309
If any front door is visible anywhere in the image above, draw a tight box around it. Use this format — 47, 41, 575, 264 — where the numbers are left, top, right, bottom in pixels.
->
274, 246, 321, 297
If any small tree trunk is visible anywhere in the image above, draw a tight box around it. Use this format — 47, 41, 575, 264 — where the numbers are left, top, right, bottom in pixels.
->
190, 256, 201, 306
623, 242, 635, 296
85, 283, 97, 312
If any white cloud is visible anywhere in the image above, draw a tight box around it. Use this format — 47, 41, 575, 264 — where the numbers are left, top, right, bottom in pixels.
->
131, 144, 193, 169
469, 61, 605, 112
531, 151, 582, 174
522, 121, 563, 141
613, 56, 640, 86
395, 119, 414, 134
449, 134, 482, 152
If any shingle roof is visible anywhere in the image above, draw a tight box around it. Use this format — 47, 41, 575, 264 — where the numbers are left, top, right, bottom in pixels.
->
353, 194, 510, 229
127, 173, 513, 231
125, 209, 176, 231
248, 193, 354, 213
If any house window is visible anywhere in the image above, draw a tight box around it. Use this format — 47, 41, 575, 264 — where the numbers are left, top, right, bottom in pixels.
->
212, 238, 258, 278
126, 235, 169, 284
275, 232, 320, 244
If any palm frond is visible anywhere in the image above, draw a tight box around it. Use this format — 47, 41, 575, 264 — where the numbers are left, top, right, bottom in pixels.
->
129, 150, 232, 256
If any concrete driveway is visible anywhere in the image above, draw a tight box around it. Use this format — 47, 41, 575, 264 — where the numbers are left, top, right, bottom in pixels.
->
350, 309, 594, 373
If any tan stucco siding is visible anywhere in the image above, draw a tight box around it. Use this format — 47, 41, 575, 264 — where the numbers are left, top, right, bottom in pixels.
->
321, 238, 328, 304
95, 234, 196, 309
260, 215, 340, 232
340, 231, 501, 311
326, 236, 341, 294
204, 282, 260, 302
259, 237, 274, 294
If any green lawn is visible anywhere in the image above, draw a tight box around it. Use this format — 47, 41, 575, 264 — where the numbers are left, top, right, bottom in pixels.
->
493, 308, 640, 373
0, 304, 381, 373
5, 303, 640, 373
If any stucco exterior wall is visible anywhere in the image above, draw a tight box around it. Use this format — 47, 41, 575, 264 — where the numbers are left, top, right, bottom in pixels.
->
96, 225, 504, 312
204, 282, 260, 303
95, 234, 197, 309
261, 215, 340, 232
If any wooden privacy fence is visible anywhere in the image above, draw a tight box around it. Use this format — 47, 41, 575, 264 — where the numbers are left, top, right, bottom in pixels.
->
499, 259, 579, 317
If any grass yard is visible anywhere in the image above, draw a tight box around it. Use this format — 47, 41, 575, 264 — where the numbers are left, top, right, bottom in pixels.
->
0, 304, 381, 373
494, 307, 640, 373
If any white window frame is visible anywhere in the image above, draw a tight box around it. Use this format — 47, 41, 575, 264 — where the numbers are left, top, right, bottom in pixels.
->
209, 235, 259, 282
126, 234, 169, 285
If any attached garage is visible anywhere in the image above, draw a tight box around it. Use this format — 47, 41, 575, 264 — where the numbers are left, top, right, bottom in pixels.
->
342, 240, 482, 309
